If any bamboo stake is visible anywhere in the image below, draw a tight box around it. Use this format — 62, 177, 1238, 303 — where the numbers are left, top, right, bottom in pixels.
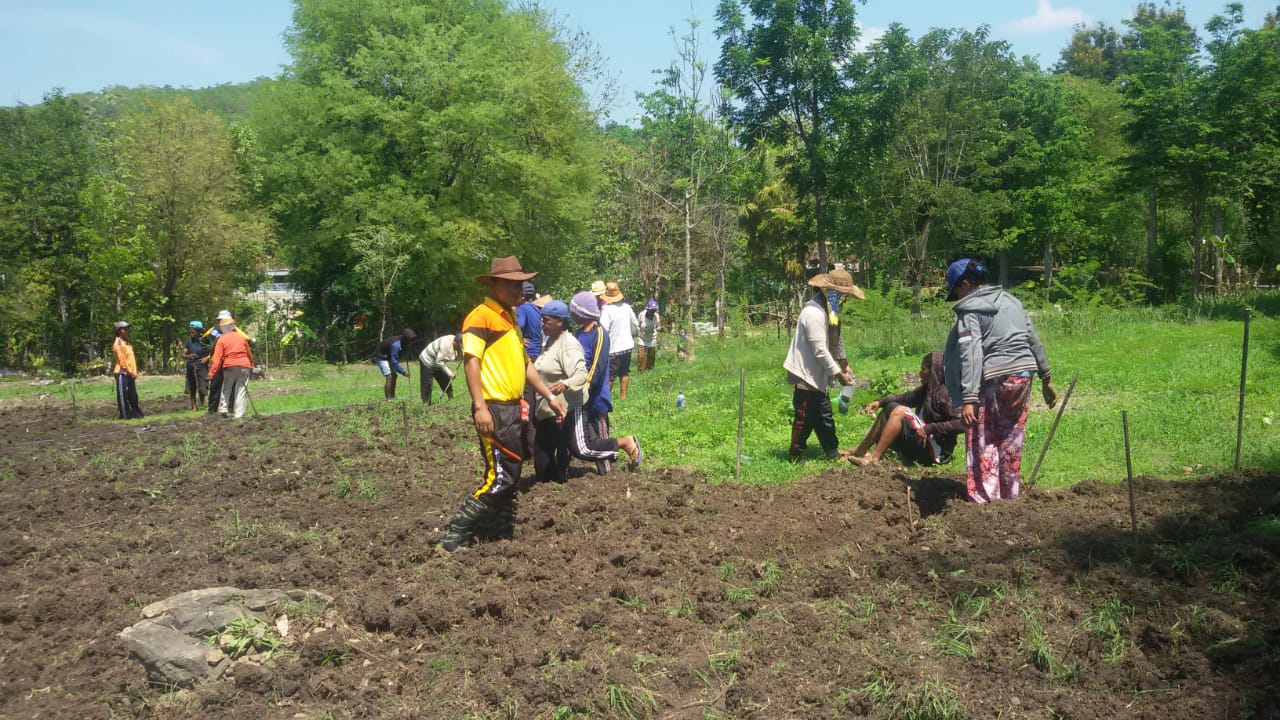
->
1123, 410, 1139, 565
401, 399, 412, 481
736, 368, 745, 481
1027, 371, 1079, 487
1235, 310, 1250, 471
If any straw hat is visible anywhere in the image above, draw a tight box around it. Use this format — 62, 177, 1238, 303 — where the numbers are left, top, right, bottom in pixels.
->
807, 268, 865, 300
601, 281, 624, 304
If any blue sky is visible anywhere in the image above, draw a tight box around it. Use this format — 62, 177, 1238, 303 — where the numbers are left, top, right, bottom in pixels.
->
1, 0, 1271, 123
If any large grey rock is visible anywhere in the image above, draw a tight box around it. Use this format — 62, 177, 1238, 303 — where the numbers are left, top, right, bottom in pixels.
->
118, 586, 331, 688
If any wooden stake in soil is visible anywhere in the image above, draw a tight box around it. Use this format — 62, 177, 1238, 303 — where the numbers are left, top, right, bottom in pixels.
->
736, 367, 745, 481
1027, 371, 1079, 487
1123, 410, 1139, 563
401, 399, 412, 481
71, 377, 78, 423
1235, 310, 1250, 471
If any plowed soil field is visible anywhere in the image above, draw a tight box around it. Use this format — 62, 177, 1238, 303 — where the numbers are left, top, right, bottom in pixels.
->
1, 389, 1277, 719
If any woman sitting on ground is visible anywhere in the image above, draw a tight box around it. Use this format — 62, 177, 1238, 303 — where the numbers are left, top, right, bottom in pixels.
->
847, 351, 964, 466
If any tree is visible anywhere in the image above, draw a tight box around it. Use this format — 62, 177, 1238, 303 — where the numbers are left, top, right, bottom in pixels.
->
1118, 3, 1201, 298
715, 0, 861, 274
636, 15, 747, 336
1056, 22, 1125, 82
853, 25, 1031, 309
256, 0, 600, 352
116, 96, 270, 365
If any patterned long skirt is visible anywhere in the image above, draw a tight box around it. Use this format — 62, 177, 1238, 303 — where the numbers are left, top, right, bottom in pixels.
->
964, 375, 1031, 503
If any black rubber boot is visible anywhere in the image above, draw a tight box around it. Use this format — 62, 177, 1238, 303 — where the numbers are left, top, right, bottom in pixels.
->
493, 496, 516, 541
436, 497, 491, 555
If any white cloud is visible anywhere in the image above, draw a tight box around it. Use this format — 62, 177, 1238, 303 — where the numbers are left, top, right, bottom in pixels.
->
0, 8, 221, 66
1007, 0, 1089, 33
856, 24, 888, 53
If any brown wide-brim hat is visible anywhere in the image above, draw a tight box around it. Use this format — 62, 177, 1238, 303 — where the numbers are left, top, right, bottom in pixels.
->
476, 255, 538, 282
601, 281, 624, 304
808, 268, 866, 300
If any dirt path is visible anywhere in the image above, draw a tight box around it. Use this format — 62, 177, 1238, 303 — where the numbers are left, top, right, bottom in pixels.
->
2, 397, 1276, 719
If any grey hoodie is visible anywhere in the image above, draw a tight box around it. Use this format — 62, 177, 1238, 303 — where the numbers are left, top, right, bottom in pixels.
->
943, 285, 1050, 407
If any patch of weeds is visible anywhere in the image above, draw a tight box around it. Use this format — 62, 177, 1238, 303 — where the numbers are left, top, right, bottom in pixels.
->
753, 560, 783, 597
355, 478, 382, 500
725, 587, 757, 603
604, 682, 656, 719
1155, 543, 1202, 581
930, 590, 989, 659
891, 678, 966, 720
222, 509, 262, 549
709, 649, 740, 674
138, 484, 164, 499
1213, 562, 1244, 596
319, 649, 349, 666
858, 668, 896, 705
1022, 609, 1081, 682
336, 412, 375, 440
206, 616, 288, 662
717, 562, 737, 582
1083, 598, 1132, 663
632, 653, 660, 673
664, 583, 697, 618
0, 466, 13, 484
615, 593, 646, 612
85, 451, 111, 468
282, 597, 328, 619
335, 476, 351, 498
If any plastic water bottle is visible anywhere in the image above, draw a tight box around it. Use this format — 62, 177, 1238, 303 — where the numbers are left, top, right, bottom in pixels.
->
676, 391, 686, 410
837, 384, 855, 414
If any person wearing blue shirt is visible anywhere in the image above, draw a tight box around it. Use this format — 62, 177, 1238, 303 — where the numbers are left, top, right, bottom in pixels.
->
372, 329, 417, 400
516, 281, 543, 359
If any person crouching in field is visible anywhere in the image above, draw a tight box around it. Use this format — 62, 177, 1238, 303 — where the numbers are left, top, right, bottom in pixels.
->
436, 256, 566, 555
943, 258, 1057, 503
784, 269, 863, 462
112, 321, 144, 420
846, 351, 964, 466
418, 332, 461, 405
207, 314, 254, 419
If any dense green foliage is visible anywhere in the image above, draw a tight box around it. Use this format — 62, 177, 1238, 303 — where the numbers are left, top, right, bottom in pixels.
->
2, 0, 1279, 373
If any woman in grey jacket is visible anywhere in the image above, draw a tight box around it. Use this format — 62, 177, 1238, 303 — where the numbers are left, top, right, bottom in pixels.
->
942, 259, 1058, 503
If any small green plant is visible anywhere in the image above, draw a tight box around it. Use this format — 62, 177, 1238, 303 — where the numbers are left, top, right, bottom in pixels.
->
139, 485, 164, 499
891, 678, 966, 720
858, 669, 896, 705
709, 649, 739, 673
335, 477, 351, 498
207, 616, 288, 662
616, 593, 646, 611
1083, 598, 1132, 663
1022, 609, 1081, 682
725, 587, 757, 602
319, 649, 349, 666
605, 682, 656, 719
930, 591, 989, 659
282, 597, 328, 619
717, 562, 737, 582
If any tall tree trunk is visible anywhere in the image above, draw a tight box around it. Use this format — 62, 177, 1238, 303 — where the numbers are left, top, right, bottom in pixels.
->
1212, 206, 1225, 294
1042, 238, 1055, 298
1145, 185, 1157, 302
683, 188, 693, 342
998, 252, 1010, 288
910, 213, 934, 315
1189, 197, 1204, 299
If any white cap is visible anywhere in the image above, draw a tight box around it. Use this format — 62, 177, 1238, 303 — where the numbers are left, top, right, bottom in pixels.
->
215, 310, 232, 321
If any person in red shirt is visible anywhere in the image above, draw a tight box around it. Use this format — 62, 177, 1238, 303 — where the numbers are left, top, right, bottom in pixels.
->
207, 315, 254, 418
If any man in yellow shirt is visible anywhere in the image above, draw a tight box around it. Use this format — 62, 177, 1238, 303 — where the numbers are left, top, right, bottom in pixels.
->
112, 321, 144, 419
437, 256, 567, 555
